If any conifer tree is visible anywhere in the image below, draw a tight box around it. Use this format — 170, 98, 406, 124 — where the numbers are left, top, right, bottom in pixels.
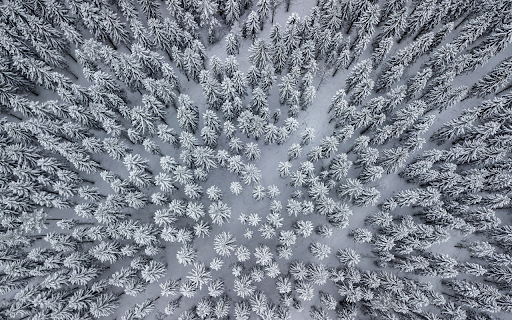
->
90, 292, 120, 318
399, 0, 436, 43
244, 11, 261, 42
223, 0, 241, 25
177, 94, 199, 133
353, 3, 380, 48
371, 36, 394, 68
345, 59, 373, 94
2, 2, 512, 319
468, 56, 512, 98
249, 39, 271, 70
269, 0, 283, 23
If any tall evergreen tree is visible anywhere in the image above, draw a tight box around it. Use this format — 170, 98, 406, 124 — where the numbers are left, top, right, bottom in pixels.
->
223, 0, 241, 25
244, 11, 261, 42
177, 94, 199, 133
345, 59, 373, 94
468, 56, 512, 98
249, 39, 271, 70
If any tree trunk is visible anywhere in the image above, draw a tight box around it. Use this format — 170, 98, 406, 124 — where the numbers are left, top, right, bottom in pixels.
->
397, 31, 407, 44
7, 112, 22, 121
59, 134, 73, 143
360, 124, 372, 135
455, 14, 471, 30
350, 34, 359, 51
496, 84, 512, 95
413, 25, 429, 41
346, 19, 356, 35
332, 65, 340, 77
442, 292, 458, 299
67, 51, 78, 63
376, 17, 386, 28
316, 67, 328, 91
165, 49, 173, 62
106, 36, 118, 50
28, 87, 39, 96
67, 222, 93, 226
67, 69, 79, 80
347, 55, 356, 69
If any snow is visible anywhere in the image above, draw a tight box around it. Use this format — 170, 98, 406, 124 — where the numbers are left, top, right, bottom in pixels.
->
4, 0, 512, 319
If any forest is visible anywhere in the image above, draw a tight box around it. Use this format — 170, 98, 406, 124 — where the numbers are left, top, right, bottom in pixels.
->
0, 0, 512, 318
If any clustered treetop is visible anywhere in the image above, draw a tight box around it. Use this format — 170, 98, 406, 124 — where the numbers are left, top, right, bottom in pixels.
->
0, 0, 512, 319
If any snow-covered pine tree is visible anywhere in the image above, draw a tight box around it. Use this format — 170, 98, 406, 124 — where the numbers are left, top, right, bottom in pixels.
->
468, 56, 512, 98
345, 59, 372, 94
177, 94, 199, 133
248, 39, 271, 70
244, 11, 261, 42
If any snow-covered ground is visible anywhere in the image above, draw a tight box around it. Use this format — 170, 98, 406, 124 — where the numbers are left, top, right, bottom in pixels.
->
2, 0, 512, 319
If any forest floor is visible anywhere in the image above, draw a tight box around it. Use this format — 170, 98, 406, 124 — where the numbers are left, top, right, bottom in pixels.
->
22, 0, 512, 319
